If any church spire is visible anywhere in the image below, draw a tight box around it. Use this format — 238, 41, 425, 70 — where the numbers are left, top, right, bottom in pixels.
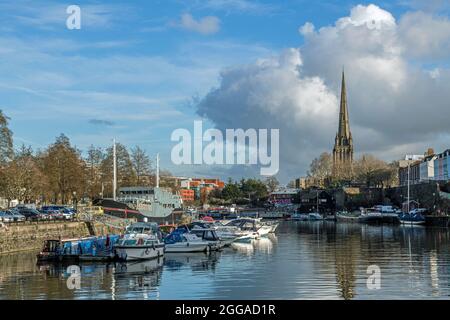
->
338, 70, 351, 139
332, 69, 354, 179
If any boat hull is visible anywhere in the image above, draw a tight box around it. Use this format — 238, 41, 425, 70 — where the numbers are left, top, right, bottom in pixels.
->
115, 244, 164, 261
165, 242, 209, 253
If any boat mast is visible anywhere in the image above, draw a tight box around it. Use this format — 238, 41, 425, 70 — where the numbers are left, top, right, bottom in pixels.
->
156, 153, 160, 188
113, 138, 117, 201
407, 162, 410, 213
316, 190, 319, 212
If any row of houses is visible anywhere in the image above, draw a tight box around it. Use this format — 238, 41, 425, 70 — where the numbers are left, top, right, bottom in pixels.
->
178, 178, 225, 203
399, 148, 450, 186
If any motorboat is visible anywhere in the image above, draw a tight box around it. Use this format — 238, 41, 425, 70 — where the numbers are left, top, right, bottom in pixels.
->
115, 222, 165, 261
164, 229, 211, 253
336, 211, 360, 223
177, 225, 224, 250
399, 209, 426, 225
358, 207, 400, 224
291, 213, 309, 221
219, 218, 275, 242
308, 212, 323, 221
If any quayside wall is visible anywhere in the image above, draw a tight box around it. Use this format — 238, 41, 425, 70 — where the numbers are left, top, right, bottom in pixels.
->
0, 221, 119, 254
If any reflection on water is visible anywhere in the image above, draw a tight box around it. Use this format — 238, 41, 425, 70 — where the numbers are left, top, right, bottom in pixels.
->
0, 221, 449, 300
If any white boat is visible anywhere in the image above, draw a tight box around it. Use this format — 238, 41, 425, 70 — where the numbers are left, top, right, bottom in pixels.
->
308, 212, 323, 221
217, 218, 275, 242
291, 213, 309, 221
166, 233, 209, 253
115, 222, 165, 261
164, 233, 210, 253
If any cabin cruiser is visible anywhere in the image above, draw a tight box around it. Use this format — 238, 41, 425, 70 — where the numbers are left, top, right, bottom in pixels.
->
308, 213, 323, 221
358, 207, 400, 224
399, 209, 426, 225
177, 225, 224, 250
164, 228, 211, 253
291, 213, 309, 221
115, 222, 165, 261
220, 218, 274, 242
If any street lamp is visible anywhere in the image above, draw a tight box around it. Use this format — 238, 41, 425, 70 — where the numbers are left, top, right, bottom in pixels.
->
72, 191, 78, 211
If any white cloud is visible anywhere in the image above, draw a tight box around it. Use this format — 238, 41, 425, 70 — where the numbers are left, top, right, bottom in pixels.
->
398, 11, 450, 59
196, 4, 450, 181
299, 22, 315, 36
178, 13, 221, 35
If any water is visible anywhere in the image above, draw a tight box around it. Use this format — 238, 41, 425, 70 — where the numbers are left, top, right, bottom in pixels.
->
0, 221, 449, 300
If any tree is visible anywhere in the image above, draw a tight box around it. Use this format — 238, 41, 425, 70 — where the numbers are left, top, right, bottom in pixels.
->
101, 143, 136, 196
287, 180, 296, 188
40, 134, 86, 204
131, 146, 152, 186
0, 110, 13, 165
265, 176, 279, 193
308, 152, 332, 180
353, 154, 397, 188
86, 145, 104, 199
222, 179, 242, 202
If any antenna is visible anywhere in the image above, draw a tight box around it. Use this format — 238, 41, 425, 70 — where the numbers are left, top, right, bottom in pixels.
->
113, 139, 117, 201
156, 153, 160, 188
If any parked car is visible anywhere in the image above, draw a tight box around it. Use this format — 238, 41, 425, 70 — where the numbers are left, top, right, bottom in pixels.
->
37, 210, 53, 220
5, 210, 26, 222
60, 208, 75, 220
15, 207, 40, 221
0, 211, 13, 223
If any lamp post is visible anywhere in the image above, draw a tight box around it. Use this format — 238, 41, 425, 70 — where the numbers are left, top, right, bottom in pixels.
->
72, 191, 78, 212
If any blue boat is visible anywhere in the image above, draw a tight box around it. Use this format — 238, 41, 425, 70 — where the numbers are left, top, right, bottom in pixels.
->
399, 210, 426, 225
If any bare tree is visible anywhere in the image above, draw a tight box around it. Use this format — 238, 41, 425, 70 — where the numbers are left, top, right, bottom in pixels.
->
308, 152, 333, 180
131, 146, 152, 186
0, 110, 13, 165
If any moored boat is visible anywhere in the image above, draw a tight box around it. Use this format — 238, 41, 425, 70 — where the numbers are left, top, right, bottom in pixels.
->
115, 222, 165, 261
308, 212, 323, 221
399, 210, 426, 226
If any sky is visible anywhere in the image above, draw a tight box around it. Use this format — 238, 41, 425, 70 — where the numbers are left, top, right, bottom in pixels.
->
1, 0, 450, 183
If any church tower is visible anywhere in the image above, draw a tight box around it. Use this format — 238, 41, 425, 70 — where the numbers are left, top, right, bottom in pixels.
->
333, 71, 353, 178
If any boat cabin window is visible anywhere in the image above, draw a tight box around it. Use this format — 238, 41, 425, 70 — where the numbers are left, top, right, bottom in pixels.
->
121, 239, 137, 246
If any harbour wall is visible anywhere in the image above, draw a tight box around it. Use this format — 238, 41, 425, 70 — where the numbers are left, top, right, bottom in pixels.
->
0, 221, 120, 255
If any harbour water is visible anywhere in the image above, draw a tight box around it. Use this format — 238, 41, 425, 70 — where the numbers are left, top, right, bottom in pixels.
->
0, 221, 449, 300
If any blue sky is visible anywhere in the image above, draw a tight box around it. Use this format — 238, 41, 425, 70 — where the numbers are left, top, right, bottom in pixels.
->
1, 0, 450, 183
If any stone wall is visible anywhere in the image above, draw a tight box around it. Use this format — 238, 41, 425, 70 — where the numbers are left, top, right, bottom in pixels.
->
0, 221, 120, 254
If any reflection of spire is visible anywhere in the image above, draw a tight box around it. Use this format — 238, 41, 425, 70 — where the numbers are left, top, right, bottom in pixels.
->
334, 228, 359, 300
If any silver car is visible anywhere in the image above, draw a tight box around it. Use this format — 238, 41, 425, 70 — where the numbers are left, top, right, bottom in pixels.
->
0, 211, 13, 223
5, 210, 26, 222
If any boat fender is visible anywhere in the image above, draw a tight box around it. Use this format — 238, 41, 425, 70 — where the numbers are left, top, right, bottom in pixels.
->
145, 248, 150, 255
152, 243, 155, 250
